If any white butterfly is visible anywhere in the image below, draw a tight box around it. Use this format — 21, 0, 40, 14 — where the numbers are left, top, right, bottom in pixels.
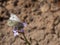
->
7, 13, 20, 26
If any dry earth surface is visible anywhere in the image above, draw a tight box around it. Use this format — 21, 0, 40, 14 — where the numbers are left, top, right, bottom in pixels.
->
0, 0, 60, 45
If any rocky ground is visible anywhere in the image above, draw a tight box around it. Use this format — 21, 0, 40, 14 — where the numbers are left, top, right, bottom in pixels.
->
0, 0, 60, 45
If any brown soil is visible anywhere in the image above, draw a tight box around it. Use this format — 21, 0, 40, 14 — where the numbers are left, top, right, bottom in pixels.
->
0, 0, 60, 45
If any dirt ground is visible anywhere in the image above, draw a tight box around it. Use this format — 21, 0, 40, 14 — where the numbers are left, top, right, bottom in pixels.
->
0, 0, 60, 45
